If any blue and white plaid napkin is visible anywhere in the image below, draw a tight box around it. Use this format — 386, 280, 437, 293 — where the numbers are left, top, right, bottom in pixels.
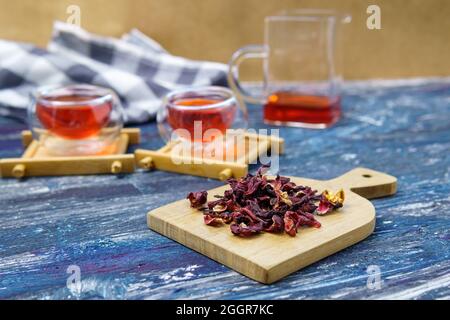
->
0, 22, 228, 123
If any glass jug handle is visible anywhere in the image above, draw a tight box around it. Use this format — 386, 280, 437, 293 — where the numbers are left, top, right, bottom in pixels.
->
228, 45, 268, 105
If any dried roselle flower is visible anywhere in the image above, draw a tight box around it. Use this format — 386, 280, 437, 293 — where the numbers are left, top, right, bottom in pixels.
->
309, 219, 321, 228
231, 210, 244, 222
244, 200, 268, 218
256, 164, 270, 177
316, 189, 345, 215
281, 181, 297, 192
220, 212, 233, 224
297, 211, 321, 228
212, 203, 228, 213
326, 189, 345, 207
239, 207, 263, 224
295, 214, 312, 228
317, 201, 333, 215
265, 215, 284, 233
204, 214, 222, 226
279, 191, 293, 206
245, 179, 263, 196
257, 194, 271, 203
283, 211, 299, 237
249, 202, 273, 219
278, 176, 291, 186
268, 175, 283, 192
299, 202, 318, 214
187, 191, 208, 208
226, 201, 238, 211
207, 198, 223, 209
269, 197, 278, 207
223, 189, 234, 200
295, 187, 317, 198
230, 221, 264, 237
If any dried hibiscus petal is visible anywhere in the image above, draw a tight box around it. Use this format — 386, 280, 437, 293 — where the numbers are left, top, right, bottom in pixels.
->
284, 211, 299, 237
230, 221, 264, 237
204, 214, 222, 226
317, 201, 333, 215
220, 212, 233, 224
239, 207, 263, 224
187, 191, 208, 208
317, 189, 345, 215
265, 215, 284, 233
212, 203, 227, 213
297, 211, 321, 228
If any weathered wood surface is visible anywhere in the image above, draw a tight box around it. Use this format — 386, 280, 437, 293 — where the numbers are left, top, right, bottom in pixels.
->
0, 79, 449, 299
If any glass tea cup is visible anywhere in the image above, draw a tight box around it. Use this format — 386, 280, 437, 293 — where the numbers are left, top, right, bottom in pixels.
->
228, 9, 351, 128
157, 86, 248, 144
28, 84, 124, 156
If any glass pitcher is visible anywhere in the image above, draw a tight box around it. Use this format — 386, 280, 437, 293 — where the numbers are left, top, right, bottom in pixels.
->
228, 9, 351, 128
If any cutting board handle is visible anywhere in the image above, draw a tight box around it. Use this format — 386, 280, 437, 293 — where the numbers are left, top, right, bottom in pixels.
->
329, 167, 397, 199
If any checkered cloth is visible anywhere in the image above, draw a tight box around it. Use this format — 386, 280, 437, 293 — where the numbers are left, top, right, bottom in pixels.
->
0, 21, 228, 123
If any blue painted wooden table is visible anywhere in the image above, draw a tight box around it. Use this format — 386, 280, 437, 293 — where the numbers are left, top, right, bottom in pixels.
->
0, 79, 449, 299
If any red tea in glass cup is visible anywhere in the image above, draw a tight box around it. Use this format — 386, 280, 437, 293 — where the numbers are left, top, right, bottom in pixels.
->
158, 87, 246, 144
167, 98, 236, 142
36, 94, 112, 139
29, 85, 123, 156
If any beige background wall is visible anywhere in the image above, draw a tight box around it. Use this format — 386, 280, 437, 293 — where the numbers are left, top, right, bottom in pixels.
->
0, 0, 449, 79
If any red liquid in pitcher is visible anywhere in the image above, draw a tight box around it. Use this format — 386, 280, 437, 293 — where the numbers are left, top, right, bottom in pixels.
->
264, 92, 341, 127
168, 98, 236, 142
36, 95, 112, 139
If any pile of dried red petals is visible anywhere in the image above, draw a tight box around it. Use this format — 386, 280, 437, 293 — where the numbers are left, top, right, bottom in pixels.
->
187, 165, 345, 237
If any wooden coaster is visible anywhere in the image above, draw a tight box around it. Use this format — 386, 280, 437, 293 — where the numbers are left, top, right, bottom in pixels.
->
0, 128, 140, 179
134, 132, 284, 181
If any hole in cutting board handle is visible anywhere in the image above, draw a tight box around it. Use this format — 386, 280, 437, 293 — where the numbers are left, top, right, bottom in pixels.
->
332, 167, 397, 200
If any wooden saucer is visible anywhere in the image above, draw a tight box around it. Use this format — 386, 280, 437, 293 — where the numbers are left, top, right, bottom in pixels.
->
134, 132, 284, 181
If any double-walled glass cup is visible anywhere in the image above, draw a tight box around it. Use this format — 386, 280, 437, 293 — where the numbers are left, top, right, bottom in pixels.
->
157, 86, 248, 144
28, 84, 124, 156
228, 9, 351, 128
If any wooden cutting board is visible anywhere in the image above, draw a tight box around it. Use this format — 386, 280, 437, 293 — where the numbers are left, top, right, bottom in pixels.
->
147, 167, 397, 284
